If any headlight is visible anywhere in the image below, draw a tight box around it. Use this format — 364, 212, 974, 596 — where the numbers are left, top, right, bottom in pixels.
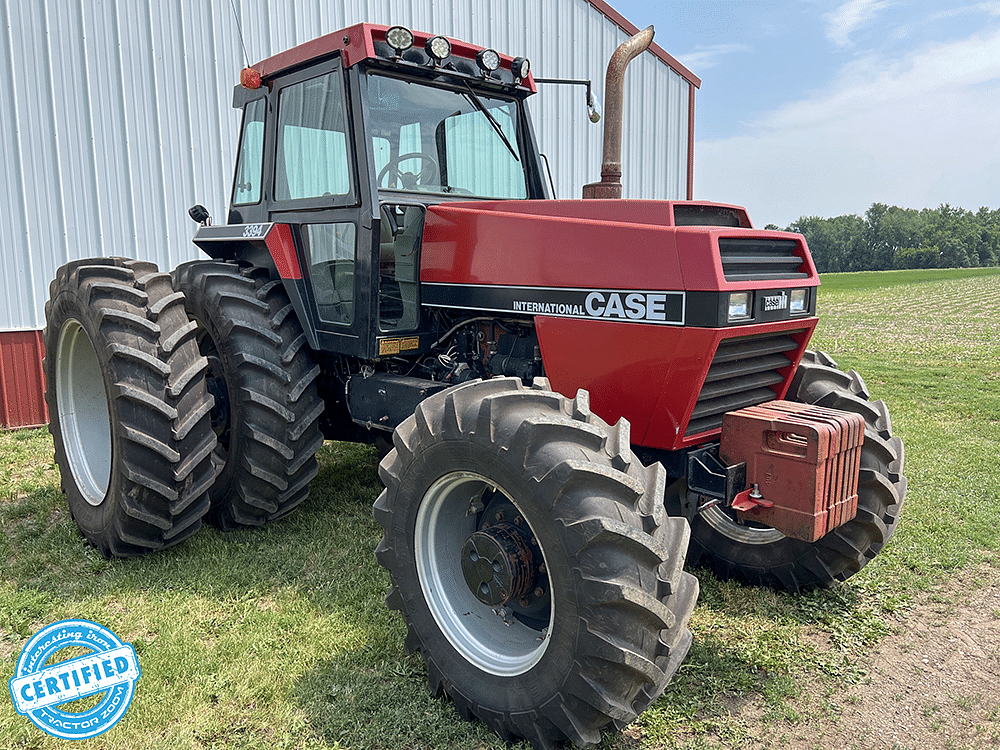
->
386, 26, 414, 54
728, 292, 751, 321
790, 288, 808, 313
425, 35, 452, 61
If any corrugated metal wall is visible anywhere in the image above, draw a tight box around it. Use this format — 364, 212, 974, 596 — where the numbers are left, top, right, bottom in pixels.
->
1, 0, 692, 332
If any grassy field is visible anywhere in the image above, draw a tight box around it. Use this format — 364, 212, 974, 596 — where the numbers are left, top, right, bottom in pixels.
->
2, 266, 1000, 749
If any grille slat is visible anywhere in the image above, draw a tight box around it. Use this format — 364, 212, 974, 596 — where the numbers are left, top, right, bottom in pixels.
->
697, 370, 784, 401
685, 330, 805, 437
687, 387, 780, 435
704, 353, 791, 383
719, 238, 808, 282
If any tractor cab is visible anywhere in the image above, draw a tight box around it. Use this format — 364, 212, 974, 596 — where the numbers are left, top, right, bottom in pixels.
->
213, 23, 548, 359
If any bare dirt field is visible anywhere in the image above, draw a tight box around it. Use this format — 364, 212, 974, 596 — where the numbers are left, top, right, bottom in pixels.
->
809, 566, 1000, 750
684, 565, 1000, 750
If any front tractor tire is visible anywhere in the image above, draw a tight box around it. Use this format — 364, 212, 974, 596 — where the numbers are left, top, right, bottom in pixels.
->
374, 378, 698, 750
172, 261, 324, 529
44, 258, 217, 556
670, 350, 907, 593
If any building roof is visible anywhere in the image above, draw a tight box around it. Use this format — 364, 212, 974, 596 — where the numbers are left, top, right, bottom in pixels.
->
586, 0, 701, 87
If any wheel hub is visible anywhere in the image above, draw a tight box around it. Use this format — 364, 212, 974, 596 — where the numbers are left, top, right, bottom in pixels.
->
462, 524, 538, 606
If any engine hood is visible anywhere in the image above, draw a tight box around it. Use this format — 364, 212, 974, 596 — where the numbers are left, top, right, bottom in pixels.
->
419, 199, 817, 293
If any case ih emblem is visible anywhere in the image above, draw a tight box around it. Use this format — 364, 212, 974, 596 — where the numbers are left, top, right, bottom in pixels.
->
762, 291, 789, 311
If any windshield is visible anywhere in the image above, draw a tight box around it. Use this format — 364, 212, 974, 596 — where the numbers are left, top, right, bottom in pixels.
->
365, 74, 528, 199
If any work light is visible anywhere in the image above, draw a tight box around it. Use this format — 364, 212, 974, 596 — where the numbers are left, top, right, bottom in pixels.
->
426, 35, 452, 61
386, 26, 414, 55
476, 48, 501, 73
511, 56, 530, 79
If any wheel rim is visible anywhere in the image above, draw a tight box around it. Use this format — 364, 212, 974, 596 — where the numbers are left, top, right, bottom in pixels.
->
56, 320, 112, 506
414, 471, 553, 676
701, 504, 785, 545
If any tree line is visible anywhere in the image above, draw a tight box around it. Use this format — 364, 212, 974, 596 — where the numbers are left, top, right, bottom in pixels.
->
764, 203, 1000, 273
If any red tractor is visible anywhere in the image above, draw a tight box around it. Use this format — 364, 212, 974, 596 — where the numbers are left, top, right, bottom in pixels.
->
44, 23, 905, 749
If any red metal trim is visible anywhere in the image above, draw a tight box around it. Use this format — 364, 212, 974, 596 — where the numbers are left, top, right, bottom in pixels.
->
584, 0, 701, 87
641, 319, 817, 450
265, 224, 302, 280
0, 330, 48, 429
687, 82, 696, 200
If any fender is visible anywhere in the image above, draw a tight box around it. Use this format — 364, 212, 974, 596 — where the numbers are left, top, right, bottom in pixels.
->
192, 223, 321, 351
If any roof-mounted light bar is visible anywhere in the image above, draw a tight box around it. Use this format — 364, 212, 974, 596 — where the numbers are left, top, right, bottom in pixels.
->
380, 26, 530, 87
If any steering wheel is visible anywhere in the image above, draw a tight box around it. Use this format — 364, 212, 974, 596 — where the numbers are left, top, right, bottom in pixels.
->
378, 152, 440, 190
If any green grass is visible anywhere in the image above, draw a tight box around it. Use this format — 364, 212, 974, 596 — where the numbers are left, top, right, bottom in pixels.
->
815, 266, 1000, 293
3, 267, 1000, 749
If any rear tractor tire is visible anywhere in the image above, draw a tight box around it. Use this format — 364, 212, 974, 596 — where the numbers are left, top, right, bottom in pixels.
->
43, 258, 217, 556
374, 377, 698, 749
668, 350, 907, 592
172, 261, 324, 529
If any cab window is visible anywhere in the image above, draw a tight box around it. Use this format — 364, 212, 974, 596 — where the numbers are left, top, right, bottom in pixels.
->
301, 223, 357, 325
232, 98, 265, 205
276, 71, 353, 201
366, 75, 527, 199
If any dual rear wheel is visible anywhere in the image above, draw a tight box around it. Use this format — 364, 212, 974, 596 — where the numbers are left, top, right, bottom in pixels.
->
45, 258, 325, 554
44, 258, 217, 555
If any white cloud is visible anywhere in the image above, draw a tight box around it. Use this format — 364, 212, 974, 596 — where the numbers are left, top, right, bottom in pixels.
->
825, 0, 895, 47
676, 44, 752, 71
694, 27, 1000, 227
928, 2, 1000, 22
765, 27, 1000, 129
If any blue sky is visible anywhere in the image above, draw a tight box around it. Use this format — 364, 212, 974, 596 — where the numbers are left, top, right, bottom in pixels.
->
610, 1, 1000, 227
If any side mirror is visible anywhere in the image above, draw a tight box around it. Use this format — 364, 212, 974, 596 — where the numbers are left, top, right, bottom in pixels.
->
188, 204, 211, 226
533, 78, 602, 124
587, 90, 601, 124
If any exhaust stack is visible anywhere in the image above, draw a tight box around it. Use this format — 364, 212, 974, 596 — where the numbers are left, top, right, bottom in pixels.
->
583, 26, 655, 199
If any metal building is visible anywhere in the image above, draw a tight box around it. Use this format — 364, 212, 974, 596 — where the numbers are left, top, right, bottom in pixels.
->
0, 0, 699, 427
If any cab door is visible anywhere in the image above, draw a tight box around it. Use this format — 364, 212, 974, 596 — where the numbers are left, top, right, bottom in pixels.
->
266, 57, 374, 358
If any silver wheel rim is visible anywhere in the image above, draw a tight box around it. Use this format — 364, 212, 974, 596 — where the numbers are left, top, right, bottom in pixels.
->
414, 471, 553, 676
701, 504, 785, 544
56, 320, 112, 506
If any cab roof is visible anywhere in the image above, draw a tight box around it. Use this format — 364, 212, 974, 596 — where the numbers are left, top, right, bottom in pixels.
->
251, 23, 536, 92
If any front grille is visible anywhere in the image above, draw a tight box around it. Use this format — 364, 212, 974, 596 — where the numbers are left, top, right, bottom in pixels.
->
685, 330, 803, 436
719, 238, 808, 282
